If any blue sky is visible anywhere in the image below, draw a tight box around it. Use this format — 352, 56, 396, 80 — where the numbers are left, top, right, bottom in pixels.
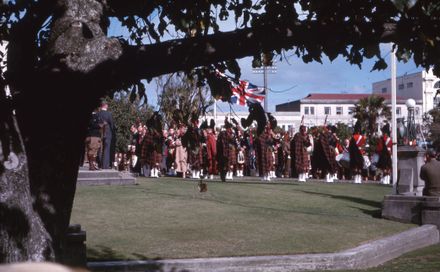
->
222, 49, 422, 112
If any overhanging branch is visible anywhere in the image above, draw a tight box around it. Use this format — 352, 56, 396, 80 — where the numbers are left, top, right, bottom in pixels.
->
111, 20, 397, 84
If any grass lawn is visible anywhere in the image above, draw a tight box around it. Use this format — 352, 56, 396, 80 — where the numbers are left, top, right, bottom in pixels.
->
71, 177, 415, 261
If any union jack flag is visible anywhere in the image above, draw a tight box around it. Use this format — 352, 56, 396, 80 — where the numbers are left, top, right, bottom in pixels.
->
215, 70, 266, 107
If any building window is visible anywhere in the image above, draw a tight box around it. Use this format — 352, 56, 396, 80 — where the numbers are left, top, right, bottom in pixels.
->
304, 107, 309, 115
310, 106, 315, 115
336, 107, 343, 115
381, 87, 387, 93
348, 107, 355, 114
396, 107, 401, 116
407, 82, 413, 88
398, 84, 404, 90
324, 107, 331, 115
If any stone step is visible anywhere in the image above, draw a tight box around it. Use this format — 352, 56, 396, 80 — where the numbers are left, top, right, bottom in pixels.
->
77, 168, 136, 186
78, 169, 121, 179
77, 177, 136, 186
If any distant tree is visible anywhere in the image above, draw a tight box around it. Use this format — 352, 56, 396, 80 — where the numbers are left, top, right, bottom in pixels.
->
106, 94, 153, 153
353, 95, 391, 136
157, 73, 213, 127
335, 122, 352, 142
428, 107, 440, 152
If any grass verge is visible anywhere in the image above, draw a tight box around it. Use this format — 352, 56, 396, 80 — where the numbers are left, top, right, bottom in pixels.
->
70, 177, 415, 261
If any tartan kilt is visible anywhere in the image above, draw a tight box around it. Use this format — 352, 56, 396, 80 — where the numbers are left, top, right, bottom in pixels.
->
154, 151, 162, 165
228, 145, 237, 166
188, 146, 203, 169
257, 146, 273, 175
266, 148, 274, 169
146, 150, 162, 166
377, 151, 392, 170
295, 150, 309, 173
293, 134, 310, 173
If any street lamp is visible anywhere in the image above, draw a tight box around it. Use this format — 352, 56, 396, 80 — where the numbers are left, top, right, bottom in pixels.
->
405, 98, 417, 145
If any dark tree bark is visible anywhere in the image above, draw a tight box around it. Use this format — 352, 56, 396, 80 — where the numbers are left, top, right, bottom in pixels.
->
0, 81, 53, 262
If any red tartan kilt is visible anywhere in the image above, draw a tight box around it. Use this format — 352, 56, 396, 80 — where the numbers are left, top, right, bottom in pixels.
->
295, 151, 309, 173
155, 152, 162, 165
228, 146, 237, 166
189, 147, 203, 168
266, 149, 274, 168
147, 151, 162, 166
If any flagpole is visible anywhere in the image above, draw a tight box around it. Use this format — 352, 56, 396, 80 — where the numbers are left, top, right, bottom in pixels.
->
213, 99, 217, 128
391, 45, 398, 187
264, 65, 268, 112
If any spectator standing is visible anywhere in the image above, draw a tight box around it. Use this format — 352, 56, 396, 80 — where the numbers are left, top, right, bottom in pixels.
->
85, 109, 104, 170
421, 150, 440, 196
97, 101, 116, 169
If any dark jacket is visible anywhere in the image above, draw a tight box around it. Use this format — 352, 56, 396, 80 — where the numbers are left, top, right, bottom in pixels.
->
87, 113, 103, 138
97, 110, 115, 139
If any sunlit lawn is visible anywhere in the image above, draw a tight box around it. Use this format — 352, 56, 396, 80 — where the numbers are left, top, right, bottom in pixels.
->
71, 177, 415, 261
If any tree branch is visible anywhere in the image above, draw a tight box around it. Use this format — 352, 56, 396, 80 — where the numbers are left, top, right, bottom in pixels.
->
110, 20, 396, 85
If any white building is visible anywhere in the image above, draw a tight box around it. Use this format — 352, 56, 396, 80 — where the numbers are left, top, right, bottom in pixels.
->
205, 92, 422, 134
372, 69, 440, 115
275, 93, 422, 130
204, 110, 302, 134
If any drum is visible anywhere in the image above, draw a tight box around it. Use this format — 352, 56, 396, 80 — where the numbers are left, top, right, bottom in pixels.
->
336, 152, 350, 169
371, 153, 379, 165
363, 155, 371, 169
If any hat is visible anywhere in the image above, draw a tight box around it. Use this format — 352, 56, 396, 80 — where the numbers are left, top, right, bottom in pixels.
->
200, 120, 208, 129
268, 113, 277, 129
224, 118, 232, 129
354, 120, 362, 134
241, 103, 266, 135
209, 119, 215, 129
426, 149, 437, 158
190, 111, 199, 123
381, 123, 391, 135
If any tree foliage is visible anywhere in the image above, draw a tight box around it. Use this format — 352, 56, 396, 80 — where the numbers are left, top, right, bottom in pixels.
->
353, 95, 391, 136
106, 94, 153, 153
2, 0, 440, 263
156, 73, 213, 127
335, 122, 352, 142
428, 107, 440, 151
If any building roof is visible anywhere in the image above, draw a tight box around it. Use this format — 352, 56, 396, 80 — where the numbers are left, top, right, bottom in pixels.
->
302, 93, 406, 100
300, 93, 414, 104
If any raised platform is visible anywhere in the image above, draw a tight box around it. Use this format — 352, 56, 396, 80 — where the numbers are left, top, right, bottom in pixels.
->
88, 225, 439, 272
382, 195, 440, 228
77, 168, 136, 186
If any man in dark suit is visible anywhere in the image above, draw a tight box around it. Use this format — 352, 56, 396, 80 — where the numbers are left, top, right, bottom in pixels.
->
421, 149, 440, 196
97, 101, 115, 169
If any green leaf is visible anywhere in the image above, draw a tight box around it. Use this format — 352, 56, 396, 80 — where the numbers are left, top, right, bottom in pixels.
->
391, 0, 418, 11
371, 58, 388, 71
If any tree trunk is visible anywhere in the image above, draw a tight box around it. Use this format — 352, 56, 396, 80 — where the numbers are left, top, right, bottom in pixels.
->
3, 0, 119, 261
0, 86, 54, 262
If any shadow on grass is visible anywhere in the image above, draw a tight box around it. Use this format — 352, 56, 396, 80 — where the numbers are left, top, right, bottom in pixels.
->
87, 245, 131, 261
87, 246, 190, 272
299, 190, 382, 209
353, 207, 382, 218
